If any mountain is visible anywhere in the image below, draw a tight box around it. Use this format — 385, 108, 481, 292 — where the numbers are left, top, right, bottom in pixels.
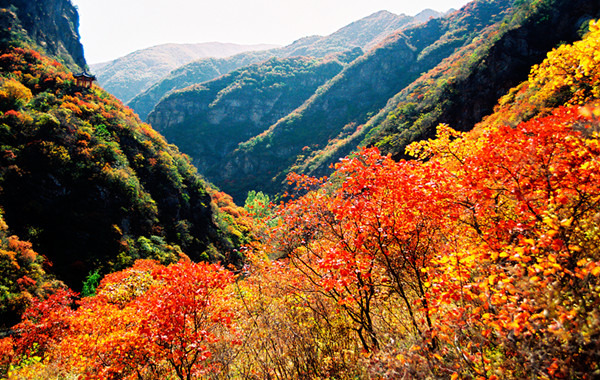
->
0, 1, 250, 291
4, 12, 600, 378
90, 42, 279, 103
414, 8, 449, 23
291, 0, 600, 175
129, 10, 442, 121
364, 0, 600, 159
149, 0, 511, 202
147, 51, 361, 177
278, 10, 425, 57
0, 0, 86, 70
128, 50, 276, 121
148, 0, 600, 203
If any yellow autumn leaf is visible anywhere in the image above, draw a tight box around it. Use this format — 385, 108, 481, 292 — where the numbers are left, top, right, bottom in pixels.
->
529, 276, 540, 284
560, 218, 573, 227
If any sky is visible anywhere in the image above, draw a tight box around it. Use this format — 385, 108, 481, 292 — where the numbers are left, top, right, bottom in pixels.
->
71, 0, 473, 64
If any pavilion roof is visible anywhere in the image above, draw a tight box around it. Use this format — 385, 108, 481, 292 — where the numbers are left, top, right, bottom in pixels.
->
74, 71, 96, 80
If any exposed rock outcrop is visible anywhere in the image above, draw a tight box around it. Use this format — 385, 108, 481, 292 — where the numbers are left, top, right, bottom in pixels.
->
0, 0, 86, 70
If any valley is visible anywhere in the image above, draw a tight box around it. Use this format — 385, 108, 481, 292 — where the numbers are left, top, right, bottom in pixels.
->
0, 0, 600, 378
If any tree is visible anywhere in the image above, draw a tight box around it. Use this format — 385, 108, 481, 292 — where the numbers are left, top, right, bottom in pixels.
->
7, 259, 238, 379
267, 149, 457, 353
406, 106, 600, 378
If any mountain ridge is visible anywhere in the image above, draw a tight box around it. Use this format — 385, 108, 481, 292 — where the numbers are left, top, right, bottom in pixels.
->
148, 51, 361, 177
367, 0, 600, 158
129, 9, 443, 120
91, 42, 279, 103
90, 42, 281, 67
148, 0, 600, 204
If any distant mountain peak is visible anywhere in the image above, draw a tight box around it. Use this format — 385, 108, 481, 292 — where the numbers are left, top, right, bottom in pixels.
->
129, 7, 446, 121
366, 10, 399, 17
412, 9, 445, 23
91, 42, 279, 103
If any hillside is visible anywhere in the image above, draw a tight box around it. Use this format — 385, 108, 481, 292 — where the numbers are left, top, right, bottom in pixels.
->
129, 10, 441, 121
128, 50, 276, 121
365, 0, 600, 159
279, 9, 435, 57
290, 0, 600, 177
0, 3, 251, 293
148, 51, 361, 178
90, 42, 279, 103
151, 0, 600, 203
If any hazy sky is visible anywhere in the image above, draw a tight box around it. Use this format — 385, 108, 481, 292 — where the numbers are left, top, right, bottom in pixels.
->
71, 0, 472, 64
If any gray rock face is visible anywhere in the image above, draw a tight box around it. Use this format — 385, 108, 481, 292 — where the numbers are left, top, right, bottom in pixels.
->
0, 0, 86, 70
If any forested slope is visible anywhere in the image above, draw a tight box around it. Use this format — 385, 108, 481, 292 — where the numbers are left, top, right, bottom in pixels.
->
173, 0, 515, 201
0, 3, 250, 294
92, 42, 278, 104
148, 51, 361, 177
190, 0, 600, 202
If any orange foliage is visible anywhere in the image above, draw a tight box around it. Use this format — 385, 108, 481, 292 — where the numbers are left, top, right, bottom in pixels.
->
5, 106, 600, 379
7, 260, 237, 379
253, 105, 600, 378
0, 213, 60, 330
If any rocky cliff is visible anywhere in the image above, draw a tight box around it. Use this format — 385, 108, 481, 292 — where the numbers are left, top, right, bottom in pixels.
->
0, 0, 85, 70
